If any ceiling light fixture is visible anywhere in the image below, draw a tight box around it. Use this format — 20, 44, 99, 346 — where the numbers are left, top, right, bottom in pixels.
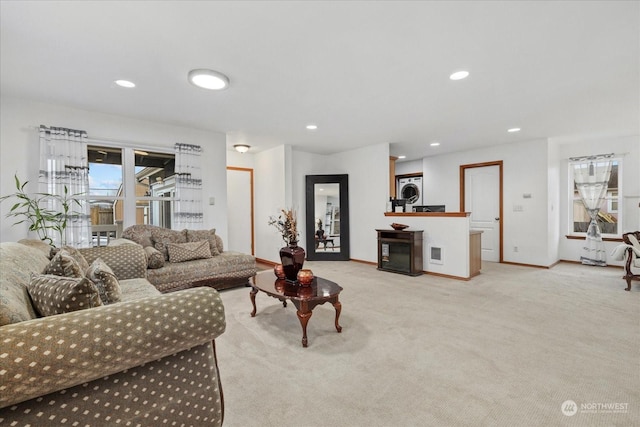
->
115, 79, 136, 88
134, 150, 148, 156
306, 124, 318, 130
430, 142, 440, 147
398, 155, 406, 159
508, 128, 521, 133
449, 71, 469, 80
188, 69, 230, 90
234, 144, 250, 153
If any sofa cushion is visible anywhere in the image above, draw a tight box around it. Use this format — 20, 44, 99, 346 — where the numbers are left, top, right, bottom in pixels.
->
186, 229, 221, 256
0, 242, 50, 326
86, 258, 122, 304
17, 239, 53, 259
144, 246, 165, 269
121, 225, 154, 248
167, 241, 212, 263
146, 251, 257, 292
27, 274, 103, 317
215, 234, 224, 253
151, 227, 188, 260
79, 245, 148, 280
44, 249, 85, 278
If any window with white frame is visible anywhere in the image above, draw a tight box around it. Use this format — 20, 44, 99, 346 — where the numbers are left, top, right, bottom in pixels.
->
569, 158, 621, 236
88, 145, 176, 230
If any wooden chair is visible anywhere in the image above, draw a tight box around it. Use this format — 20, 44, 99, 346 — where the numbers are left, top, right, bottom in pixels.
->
621, 231, 640, 291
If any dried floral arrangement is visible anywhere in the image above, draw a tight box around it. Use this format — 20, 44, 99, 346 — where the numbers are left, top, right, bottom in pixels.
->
268, 208, 299, 244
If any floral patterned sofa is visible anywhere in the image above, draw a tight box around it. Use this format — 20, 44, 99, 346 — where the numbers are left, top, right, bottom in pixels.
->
121, 224, 257, 293
0, 240, 226, 426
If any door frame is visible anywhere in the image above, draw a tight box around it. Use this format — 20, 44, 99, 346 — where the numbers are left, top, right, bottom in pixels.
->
459, 161, 504, 263
226, 166, 255, 255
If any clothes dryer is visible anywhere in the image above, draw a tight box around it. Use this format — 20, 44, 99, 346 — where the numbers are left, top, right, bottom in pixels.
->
397, 176, 423, 205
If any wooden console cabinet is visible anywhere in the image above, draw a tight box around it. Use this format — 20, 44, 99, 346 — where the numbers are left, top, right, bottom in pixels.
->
376, 229, 424, 276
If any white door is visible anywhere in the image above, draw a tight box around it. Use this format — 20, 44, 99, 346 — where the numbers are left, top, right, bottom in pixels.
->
465, 165, 500, 262
227, 168, 253, 254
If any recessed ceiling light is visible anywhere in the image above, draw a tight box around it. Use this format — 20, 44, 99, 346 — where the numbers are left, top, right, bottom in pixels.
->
449, 71, 469, 80
188, 69, 229, 90
306, 124, 318, 130
430, 142, 440, 147
115, 80, 135, 88
398, 155, 406, 159
508, 128, 521, 133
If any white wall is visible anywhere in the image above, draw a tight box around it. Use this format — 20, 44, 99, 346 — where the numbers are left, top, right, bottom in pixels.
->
423, 138, 553, 266
395, 159, 422, 176
556, 135, 640, 266
0, 96, 229, 243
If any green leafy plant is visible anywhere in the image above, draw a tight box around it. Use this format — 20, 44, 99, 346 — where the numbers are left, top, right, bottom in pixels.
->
1, 174, 84, 247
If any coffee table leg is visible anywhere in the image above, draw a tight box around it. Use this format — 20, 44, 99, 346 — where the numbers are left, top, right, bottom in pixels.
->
250, 287, 258, 317
332, 299, 342, 332
296, 305, 312, 347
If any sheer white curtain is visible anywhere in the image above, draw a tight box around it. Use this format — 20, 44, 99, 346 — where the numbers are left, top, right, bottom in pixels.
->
173, 143, 203, 229
571, 154, 613, 266
38, 125, 92, 248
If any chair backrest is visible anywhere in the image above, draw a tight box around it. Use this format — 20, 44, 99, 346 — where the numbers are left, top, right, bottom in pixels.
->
622, 231, 640, 249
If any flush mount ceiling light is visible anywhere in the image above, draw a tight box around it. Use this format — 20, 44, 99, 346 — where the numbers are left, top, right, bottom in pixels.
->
234, 144, 250, 153
188, 69, 229, 90
115, 79, 136, 88
398, 155, 406, 159
306, 124, 318, 130
449, 70, 469, 80
430, 142, 441, 147
508, 128, 521, 133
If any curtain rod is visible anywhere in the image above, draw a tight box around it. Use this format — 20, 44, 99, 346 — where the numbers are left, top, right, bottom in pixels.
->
29, 126, 175, 154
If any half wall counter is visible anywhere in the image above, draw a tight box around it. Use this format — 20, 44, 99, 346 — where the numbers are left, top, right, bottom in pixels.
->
382, 212, 481, 280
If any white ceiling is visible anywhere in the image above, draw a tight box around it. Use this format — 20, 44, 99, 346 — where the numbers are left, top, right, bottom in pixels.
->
1, 1, 638, 161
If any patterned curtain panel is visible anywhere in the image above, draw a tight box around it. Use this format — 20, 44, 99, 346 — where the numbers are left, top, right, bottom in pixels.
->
38, 125, 92, 248
571, 154, 613, 266
173, 143, 203, 228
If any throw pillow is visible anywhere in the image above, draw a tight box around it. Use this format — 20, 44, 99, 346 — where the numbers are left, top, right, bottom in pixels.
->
167, 240, 212, 263
186, 229, 220, 256
144, 246, 165, 269
59, 245, 91, 273
85, 258, 122, 304
44, 249, 85, 278
150, 228, 188, 260
18, 239, 53, 259
215, 234, 224, 253
27, 273, 103, 317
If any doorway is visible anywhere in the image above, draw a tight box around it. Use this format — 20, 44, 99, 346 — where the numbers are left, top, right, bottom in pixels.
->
227, 167, 254, 255
460, 161, 503, 262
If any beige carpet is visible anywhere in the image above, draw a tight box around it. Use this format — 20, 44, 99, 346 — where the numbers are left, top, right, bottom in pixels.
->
215, 261, 639, 427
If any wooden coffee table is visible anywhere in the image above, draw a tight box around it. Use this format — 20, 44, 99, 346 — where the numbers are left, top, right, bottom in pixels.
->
250, 271, 343, 347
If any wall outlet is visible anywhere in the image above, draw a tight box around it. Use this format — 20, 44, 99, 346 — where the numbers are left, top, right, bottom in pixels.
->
514, 246, 519, 252
209, 197, 215, 205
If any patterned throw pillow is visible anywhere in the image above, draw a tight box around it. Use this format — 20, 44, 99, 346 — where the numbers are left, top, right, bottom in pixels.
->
27, 273, 103, 317
150, 228, 188, 260
44, 250, 85, 278
85, 258, 122, 304
144, 246, 165, 269
186, 229, 221, 256
167, 241, 212, 263
60, 245, 91, 272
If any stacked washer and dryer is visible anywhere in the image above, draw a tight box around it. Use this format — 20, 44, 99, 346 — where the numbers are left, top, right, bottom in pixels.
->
397, 176, 423, 209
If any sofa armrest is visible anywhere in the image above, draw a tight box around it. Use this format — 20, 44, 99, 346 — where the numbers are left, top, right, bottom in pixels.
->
0, 287, 225, 408
79, 244, 148, 279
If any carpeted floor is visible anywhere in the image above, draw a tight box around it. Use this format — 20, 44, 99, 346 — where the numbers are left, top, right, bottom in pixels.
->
215, 261, 639, 427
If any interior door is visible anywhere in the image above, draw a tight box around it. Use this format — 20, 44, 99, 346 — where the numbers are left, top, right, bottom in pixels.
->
464, 165, 501, 262
227, 167, 254, 254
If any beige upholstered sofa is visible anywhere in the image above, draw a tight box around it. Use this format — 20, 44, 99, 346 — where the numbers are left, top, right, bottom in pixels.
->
0, 240, 226, 426
121, 224, 257, 293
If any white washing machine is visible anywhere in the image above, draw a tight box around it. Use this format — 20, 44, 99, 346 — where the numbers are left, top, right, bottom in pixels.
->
397, 176, 423, 206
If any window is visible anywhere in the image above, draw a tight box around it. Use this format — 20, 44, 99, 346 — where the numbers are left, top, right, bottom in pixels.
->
570, 159, 621, 236
88, 145, 176, 231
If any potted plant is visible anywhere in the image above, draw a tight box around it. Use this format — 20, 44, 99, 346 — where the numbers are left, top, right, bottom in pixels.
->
1, 174, 84, 247
268, 208, 304, 281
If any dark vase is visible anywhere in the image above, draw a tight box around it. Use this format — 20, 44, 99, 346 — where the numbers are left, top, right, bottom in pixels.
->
279, 241, 305, 281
